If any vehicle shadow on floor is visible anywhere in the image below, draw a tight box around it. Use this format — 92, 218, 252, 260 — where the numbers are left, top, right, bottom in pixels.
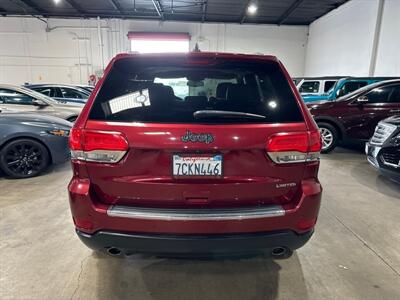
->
351, 160, 400, 199
0, 161, 71, 180
90, 252, 308, 300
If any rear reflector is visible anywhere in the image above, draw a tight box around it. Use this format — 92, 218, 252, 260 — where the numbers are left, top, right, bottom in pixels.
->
297, 218, 317, 231
266, 131, 321, 164
69, 128, 128, 163
73, 217, 93, 231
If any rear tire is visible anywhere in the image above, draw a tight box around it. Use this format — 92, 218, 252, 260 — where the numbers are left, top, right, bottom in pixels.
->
318, 122, 338, 153
0, 139, 50, 178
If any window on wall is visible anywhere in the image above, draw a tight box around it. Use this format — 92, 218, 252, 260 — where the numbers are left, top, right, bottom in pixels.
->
128, 32, 190, 53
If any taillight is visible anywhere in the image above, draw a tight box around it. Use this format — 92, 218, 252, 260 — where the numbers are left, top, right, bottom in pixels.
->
297, 218, 317, 230
266, 131, 321, 164
308, 130, 322, 152
69, 128, 128, 163
73, 217, 93, 231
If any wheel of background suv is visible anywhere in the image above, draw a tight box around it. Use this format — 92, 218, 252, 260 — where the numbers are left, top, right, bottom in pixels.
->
0, 139, 50, 178
318, 122, 338, 153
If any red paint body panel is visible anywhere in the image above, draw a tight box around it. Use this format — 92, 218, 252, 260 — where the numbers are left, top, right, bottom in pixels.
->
83, 121, 309, 207
68, 177, 321, 235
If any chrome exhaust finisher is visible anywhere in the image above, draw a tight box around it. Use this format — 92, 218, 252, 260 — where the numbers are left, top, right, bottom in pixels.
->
107, 205, 285, 221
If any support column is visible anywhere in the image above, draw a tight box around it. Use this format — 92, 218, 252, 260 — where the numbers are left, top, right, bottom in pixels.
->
368, 0, 385, 76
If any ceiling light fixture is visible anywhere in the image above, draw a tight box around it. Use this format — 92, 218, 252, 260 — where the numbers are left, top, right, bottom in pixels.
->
247, 3, 258, 15
53, 0, 61, 4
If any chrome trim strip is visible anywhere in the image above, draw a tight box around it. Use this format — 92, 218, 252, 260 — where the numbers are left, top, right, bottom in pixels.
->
367, 156, 379, 169
267, 151, 320, 164
71, 149, 126, 163
370, 122, 397, 145
107, 205, 285, 221
381, 157, 400, 168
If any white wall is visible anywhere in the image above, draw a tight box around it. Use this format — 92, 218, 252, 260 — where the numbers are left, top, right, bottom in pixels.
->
0, 17, 308, 85
374, 0, 400, 76
304, 0, 400, 77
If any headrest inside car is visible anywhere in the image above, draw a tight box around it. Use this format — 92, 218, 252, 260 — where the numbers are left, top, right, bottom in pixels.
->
216, 82, 233, 99
185, 96, 208, 109
226, 84, 260, 103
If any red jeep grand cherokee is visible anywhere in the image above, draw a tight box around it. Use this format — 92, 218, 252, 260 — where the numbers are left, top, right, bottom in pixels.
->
68, 52, 322, 258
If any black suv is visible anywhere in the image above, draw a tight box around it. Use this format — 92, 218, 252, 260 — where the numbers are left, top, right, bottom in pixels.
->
366, 115, 400, 182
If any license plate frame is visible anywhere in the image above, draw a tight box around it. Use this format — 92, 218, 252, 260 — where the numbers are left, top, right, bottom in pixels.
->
172, 154, 223, 178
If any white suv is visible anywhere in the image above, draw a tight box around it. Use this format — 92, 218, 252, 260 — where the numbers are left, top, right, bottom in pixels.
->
297, 77, 344, 96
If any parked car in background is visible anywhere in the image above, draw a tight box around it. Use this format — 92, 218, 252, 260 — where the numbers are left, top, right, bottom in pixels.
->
303, 77, 399, 103
297, 77, 344, 96
0, 84, 83, 122
0, 111, 71, 178
68, 52, 322, 258
292, 77, 303, 86
366, 115, 400, 182
308, 79, 400, 153
26, 84, 90, 104
76, 85, 95, 94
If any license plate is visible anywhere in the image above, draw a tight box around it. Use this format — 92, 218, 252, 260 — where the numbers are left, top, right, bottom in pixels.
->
173, 154, 222, 177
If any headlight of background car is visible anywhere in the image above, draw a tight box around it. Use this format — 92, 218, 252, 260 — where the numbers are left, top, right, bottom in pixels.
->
47, 129, 70, 137
391, 132, 400, 146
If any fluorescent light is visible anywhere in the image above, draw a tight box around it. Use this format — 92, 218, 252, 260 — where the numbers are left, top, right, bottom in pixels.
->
54, 0, 61, 4
247, 4, 258, 15
131, 40, 189, 53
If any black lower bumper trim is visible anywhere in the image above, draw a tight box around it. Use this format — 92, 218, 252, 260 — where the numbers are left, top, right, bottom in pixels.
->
76, 229, 314, 257
378, 167, 400, 182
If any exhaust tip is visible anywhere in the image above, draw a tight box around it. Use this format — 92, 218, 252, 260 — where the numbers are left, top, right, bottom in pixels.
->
271, 247, 287, 257
107, 247, 122, 256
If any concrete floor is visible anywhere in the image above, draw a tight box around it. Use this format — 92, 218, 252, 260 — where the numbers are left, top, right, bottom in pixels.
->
0, 147, 399, 300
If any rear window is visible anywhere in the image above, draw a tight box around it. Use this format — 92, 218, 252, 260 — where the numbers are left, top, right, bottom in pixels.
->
299, 81, 320, 94
324, 81, 336, 92
338, 81, 368, 97
89, 56, 303, 124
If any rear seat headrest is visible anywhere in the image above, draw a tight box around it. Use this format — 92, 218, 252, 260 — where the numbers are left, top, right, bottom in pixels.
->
185, 96, 208, 109
216, 82, 233, 99
148, 84, 175, 108
226, 84, 260, 103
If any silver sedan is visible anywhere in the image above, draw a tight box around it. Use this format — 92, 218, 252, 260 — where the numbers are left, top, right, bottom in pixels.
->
0, 84, 84, 122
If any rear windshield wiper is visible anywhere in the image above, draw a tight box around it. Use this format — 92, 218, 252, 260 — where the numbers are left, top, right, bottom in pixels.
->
193, 110, 266, 120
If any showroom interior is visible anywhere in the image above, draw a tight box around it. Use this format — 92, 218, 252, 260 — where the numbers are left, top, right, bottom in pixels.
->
0, 0, 399, 299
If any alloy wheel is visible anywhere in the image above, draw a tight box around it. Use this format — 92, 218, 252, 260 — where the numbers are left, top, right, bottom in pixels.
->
3, 141, 46, 177
320, 127, 334, 151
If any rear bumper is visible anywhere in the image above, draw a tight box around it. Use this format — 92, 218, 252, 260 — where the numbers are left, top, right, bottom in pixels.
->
76, 229, 313, 256
68, 177, 321, 239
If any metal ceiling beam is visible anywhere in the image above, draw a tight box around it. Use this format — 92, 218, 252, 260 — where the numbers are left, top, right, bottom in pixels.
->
240, 0, 253, 24
109, 0, 124, 14
18, 0, 48, 14
64, 0, 86, 15
202, 0, 208, 22
151, 0, 164, 20
277, 0, 305, 25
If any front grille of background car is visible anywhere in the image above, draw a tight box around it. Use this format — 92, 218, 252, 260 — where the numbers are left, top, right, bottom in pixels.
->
380, 151, 400, 168
370, 123, 396, 145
